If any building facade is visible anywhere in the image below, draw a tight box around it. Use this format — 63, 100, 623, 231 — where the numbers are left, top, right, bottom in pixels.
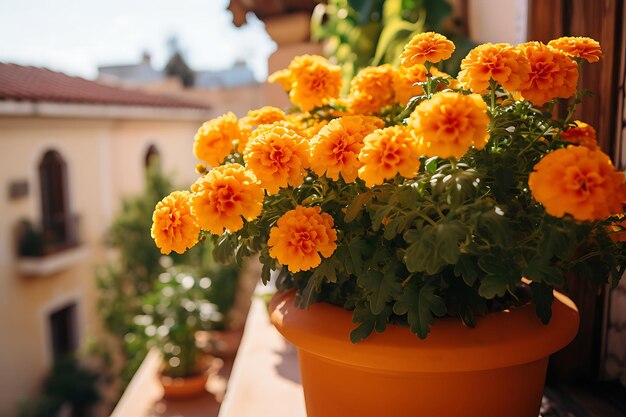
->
0, 63, 211, 416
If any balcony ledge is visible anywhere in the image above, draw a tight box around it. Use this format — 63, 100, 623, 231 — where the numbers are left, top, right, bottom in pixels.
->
16, 246, 89, 276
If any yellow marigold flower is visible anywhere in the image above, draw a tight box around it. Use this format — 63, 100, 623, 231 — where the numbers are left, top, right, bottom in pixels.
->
358, 126, 422, 187
393, 65, 427, 106
548, 37, 603, 63
409, 92, 489, 159
561, 121, 598, 150
151, 191, 200, 255
193, 112, 240, 166
518, 42, 579, 106
246, 106, 286, 126
347, 65, 396, 114
310, 115, 385, 182
236, 121, 253, 153
269, 55, 342, 111
400, 32, 455, 67
301, 119, 329, 140
244, 125, 310, 194
458, 43, 531, 93
190, 163, 264, 234
268, 206, 337, 272
268, 68, 293, 90
529, 146, 626, 221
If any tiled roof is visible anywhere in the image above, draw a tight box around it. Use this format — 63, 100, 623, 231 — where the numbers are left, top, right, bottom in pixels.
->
0, 63, 210, 109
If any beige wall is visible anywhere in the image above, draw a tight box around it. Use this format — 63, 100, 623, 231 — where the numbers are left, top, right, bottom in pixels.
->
0, 112, 204, 416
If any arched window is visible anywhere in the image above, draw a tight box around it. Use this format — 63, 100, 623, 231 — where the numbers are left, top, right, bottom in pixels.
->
39, 150, 72, 250
144, 144, 161, 171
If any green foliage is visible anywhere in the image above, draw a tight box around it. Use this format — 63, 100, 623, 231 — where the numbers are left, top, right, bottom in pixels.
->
18, 358, 100, 417
209, 80, 626, 342
97, 162, 237, 391
134, 266, 225, 377
311, 0, 473, 84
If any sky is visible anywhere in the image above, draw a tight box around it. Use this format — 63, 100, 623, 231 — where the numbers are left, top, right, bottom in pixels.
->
0, 0, 277, 81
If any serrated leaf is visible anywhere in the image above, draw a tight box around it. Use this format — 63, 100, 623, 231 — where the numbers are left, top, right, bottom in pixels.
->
433, 220, 467, 265
477, 209, 511, 248
357, 269, 402, 314
345, 191, 373, 223
310, 256, 341, 284
530, 282, 554, 324
393, 280, 446, 339
346, 238, 371, 275
350, 303, 391, 343
453, 254, 479, 286
523, 258, 564, 286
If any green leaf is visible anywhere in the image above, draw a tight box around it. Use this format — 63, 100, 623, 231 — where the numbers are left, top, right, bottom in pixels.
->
345, 238, 371, 275
425, 156, 439, 174
540, 225, 576, 261
357, 268, 402, 314
423, 0, 452, 31
453, 254, 479, 286
393, 280, 447, 339
345, 191, 373, 223
477, 254, 521, 298
372, 18, 423, 65
310, 256, 341, 284
350, 303, 391, 343
530, 281, 554, 324
404, 225, 440, 274
477, 208, 511, 248
523, 258, 564, 286
433, 220, 467, 265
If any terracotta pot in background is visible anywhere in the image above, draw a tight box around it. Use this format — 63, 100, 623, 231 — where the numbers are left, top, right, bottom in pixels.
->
270, 290, 579, 417
158, 355, 222, 400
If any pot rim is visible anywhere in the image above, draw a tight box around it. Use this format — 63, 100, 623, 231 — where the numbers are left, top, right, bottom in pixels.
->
269, 289, 579, 373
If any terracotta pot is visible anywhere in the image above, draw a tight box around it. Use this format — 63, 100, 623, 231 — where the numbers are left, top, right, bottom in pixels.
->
158, 355, 221, 400
270, 290, 579, 417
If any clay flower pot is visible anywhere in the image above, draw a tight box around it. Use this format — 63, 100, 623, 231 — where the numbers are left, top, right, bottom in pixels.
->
158, 355, 221, 400
270, 290, 579, 417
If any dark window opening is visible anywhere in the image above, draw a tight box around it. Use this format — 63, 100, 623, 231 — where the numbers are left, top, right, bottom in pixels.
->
49, 303, 78, 360
38, 150, 78, 254
144, 144, 161, 172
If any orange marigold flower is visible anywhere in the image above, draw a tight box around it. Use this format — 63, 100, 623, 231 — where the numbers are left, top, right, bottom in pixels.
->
301, 119, 330, 140
548, 36, 603, 63
268, 68, 293, 90
193, 112, 240, 166
393, 65, 427, 106
529, 146, 626, 221
268, 206, 337, 272
458, 43, 531, 93
243, 125, 309, 194
310, 115, 385, 182
358, 126, 422, 187
246, 106, 286, 126
236, 121, 253, 153
561, 120, 598, 150
518, 42, 579, 106
269, 55, 342, 111
190, 163, 264, 234
347, 65, 396, 114
400, 32, 455, 67
151, 191, 200, 255
409, 92, 489, 159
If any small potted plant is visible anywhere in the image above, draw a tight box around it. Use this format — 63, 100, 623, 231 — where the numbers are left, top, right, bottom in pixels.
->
149, 32, 626, 416
134, 265, 223, 400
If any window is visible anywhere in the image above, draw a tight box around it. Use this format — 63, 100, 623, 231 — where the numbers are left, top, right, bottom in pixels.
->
38, 150, 76, 252
144, 144, 161, 171
49, 303, 78, 360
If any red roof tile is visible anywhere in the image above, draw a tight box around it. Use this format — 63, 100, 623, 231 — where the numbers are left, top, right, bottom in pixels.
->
0, 63, 210, 110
